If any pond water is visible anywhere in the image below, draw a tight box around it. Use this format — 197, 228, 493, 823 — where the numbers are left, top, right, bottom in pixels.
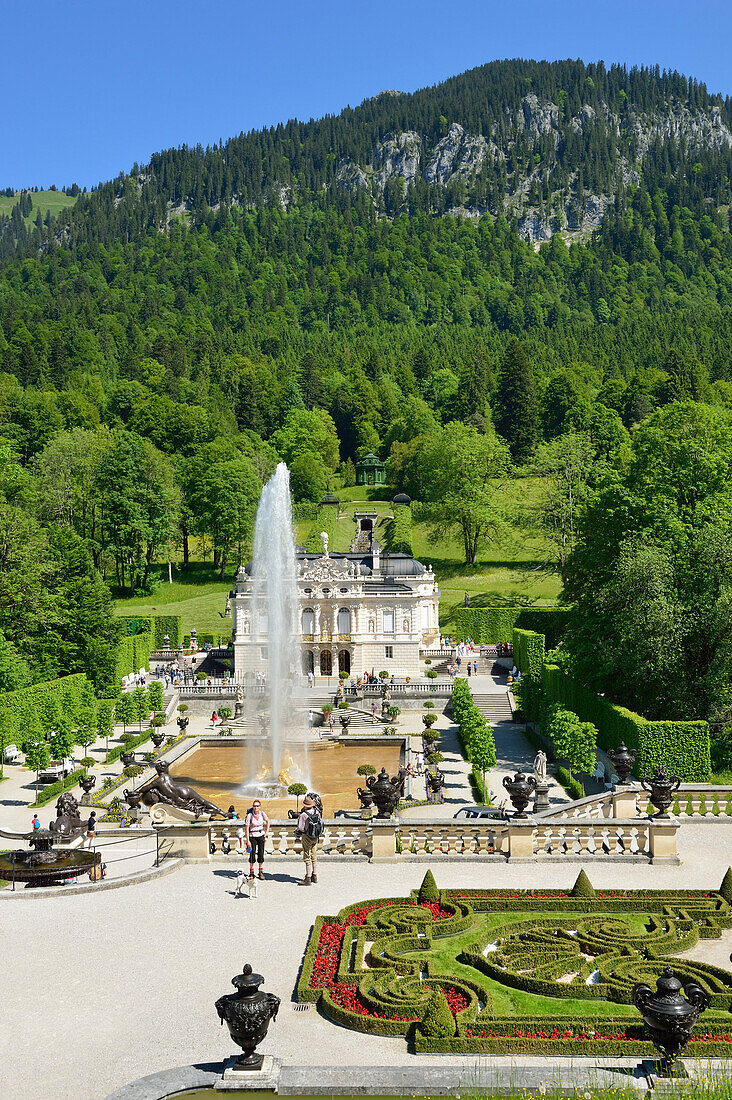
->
169, 740, 402, 819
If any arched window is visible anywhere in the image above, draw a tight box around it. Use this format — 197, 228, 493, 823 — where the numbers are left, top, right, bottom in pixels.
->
337, 608, 351, 634
302, 608, 315, 635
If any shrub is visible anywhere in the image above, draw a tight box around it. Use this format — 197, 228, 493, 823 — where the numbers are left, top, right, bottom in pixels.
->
119, 732, 137, 745
426, 670, 438, 679
571, 870, 596, 898
555, 765, 584, 800
379, 671, 388, 680
219, 707, 232, 720
339, 671, 349, 681
142, 752, 156, 763
386, 705, 401, 719
422, 713, 438, 727
177, 704, 189, 713
424, 659, 432, 665
122, 764, 143, 778
79, 757, 96, 769
427, 752, 444, 765
195, 671, 207, 682
417, 869, 439, 902
420, 991, 455, 1039
357, 764, 376, 777
31, 768, 86, 807
338, 701, 350, 710
423, 702, 435, 709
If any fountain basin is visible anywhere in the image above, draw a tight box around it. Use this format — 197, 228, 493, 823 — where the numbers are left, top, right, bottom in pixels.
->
0, 847, 100, 887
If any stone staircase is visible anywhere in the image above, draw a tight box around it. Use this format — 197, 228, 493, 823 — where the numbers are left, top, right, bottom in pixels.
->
470, 692, 513, 725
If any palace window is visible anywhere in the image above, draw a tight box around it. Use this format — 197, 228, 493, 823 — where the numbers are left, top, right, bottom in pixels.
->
385, 645, 394, 659
383, 610, 394, 634
337, 608, 351, 633
302, 608, 315, 634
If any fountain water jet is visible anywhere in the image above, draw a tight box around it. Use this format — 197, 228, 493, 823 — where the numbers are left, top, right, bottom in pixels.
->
244, 463, 308, 794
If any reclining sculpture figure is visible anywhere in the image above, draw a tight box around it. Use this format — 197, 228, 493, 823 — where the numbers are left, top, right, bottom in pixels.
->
125, 760, 225, 819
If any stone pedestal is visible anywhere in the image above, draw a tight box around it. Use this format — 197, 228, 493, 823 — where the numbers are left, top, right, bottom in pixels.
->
370, 821, 397, 863
154, 823, 212, 860
648, 818, 680, 865
506, 821, 535, 862
217, 1056, 281, 1090
612, 786, 639, 818
533, 783, 550, 813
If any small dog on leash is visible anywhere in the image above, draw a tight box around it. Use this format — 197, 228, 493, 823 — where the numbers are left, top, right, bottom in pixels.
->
234, 869, 258, 898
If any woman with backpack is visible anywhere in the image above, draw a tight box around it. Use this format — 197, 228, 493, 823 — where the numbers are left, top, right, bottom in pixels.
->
296, 792, 323, 885
244, 799, 270, 879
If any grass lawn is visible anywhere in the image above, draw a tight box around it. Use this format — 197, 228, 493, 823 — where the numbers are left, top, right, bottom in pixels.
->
0, 189, 78, 224
114, 477, 562, 634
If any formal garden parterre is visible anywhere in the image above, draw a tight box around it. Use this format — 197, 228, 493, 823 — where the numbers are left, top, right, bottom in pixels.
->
296, 870, 732, 1056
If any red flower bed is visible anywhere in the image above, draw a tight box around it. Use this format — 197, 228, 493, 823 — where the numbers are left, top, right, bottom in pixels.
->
465, 1027, 639, 1041
308, 899, 459, 1021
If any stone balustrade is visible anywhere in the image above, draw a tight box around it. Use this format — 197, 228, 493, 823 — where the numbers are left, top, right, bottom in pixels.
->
539, 784, 732, 822
155, 813, 678, 864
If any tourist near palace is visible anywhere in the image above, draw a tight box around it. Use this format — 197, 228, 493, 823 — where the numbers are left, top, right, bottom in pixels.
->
231, 498, 441, 680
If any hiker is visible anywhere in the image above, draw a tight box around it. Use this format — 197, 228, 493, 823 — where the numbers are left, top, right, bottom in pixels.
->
245, 799, 269, 880
296, 792, 323, 885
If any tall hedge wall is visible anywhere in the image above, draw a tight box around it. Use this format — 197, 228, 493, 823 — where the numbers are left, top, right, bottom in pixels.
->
453, 607, 569, 647
385, 505, 413, 556
542, 664, 711, 782
115, 615, 183, 680
0, 673, 97, 743
512, 628, 545, 722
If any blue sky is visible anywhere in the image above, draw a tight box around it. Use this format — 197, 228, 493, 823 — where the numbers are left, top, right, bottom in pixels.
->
2, 0, 731, 190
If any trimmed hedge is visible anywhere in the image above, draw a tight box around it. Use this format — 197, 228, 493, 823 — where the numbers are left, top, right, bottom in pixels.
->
453, 607, 570, 647
0, 673, 96, 745
305, 502, 340, 552
385, 504, 413, 556
542, 663, 711, 781
105, 726, 156, 764
512, 628, 545, 722
30, 768, 86, 807
555, 765, 584, 800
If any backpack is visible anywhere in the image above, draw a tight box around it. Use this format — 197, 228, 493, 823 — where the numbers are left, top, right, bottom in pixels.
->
303, 808, 323, 839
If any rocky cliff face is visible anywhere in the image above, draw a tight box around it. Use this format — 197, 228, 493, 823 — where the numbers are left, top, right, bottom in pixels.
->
335, 96, 732, 242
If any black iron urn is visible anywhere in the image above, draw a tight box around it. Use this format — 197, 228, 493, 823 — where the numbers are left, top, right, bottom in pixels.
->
607, 742, 637, 785
215, 963, 280, 1071
632, 966, 710, 1071
151, 731, 165, 749
120, 751, 136, 767
339, 713, 351, 731
640, 767, 681, 817
426, 769, 445, 801
366, 767, 399, 817
79, 774, 96, 802
502, 768, 538, 817
356, 787, 374, 809
177, 715, 189, 732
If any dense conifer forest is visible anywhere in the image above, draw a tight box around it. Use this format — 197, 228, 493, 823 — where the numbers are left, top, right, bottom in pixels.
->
2, 58, 732, 739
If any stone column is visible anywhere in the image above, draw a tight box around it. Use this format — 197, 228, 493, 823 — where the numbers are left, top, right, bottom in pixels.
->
533, 783, 550, 813
314, 606, 321, 637
506, 821, 535, 862
612, 786, 639, 818
370, 821, 397, 863
648, 818, 680, 865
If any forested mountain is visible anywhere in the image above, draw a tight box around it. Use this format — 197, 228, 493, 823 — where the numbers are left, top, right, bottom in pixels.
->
3, 58, 732, 709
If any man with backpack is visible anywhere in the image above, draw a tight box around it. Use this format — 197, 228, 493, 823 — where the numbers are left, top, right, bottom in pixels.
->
296, 792, 323, 885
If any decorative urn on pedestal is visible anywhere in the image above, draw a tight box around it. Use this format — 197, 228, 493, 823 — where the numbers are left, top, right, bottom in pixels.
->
151, 731, 165, 750
608, 742, 638, 785
502, 768, 537, 817
339, 713, 351, 731
79, 774, 96, 803
641, 767, 681, 817
632, 966, 710, 1073
426, 769, 445, 802
120, 751, 136, 768
356, 787, 374, 810
176, 715, 189, 733
366, 767, 399, 817
215, 963, 280, 1071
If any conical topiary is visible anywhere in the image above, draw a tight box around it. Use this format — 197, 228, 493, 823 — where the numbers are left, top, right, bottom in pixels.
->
420, 989, 455, 1038
719, 867, 732, 905
570, 870, 596, 898
417, 869, 439, 903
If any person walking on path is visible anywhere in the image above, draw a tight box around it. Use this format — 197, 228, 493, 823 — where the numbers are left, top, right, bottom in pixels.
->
296, 793, 323, 885
83, 811, 97, 848
31, 814, 41, 831
307, 709, 314, 732
307, 670, 314, 689
371, 702, 378, 724
244, 799, 269, 879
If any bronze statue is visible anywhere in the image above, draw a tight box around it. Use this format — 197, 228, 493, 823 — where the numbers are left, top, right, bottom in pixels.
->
128, 760, 225, 818
49, 792, 84, 838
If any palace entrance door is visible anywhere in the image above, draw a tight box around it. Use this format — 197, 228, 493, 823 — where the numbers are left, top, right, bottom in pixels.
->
319, 650, 333, 676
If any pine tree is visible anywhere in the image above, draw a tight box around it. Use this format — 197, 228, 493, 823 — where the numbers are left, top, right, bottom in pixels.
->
493, 339, 538, 463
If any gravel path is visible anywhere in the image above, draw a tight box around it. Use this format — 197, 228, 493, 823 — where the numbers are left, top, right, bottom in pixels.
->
2, 829, 730, 1100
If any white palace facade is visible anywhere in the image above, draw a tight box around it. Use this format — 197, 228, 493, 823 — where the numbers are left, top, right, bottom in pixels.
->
231, 509, 440, 679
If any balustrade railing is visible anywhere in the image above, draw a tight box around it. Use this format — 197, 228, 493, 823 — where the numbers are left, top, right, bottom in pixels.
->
200, 814, 674, 862
538, 785, 732, 822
